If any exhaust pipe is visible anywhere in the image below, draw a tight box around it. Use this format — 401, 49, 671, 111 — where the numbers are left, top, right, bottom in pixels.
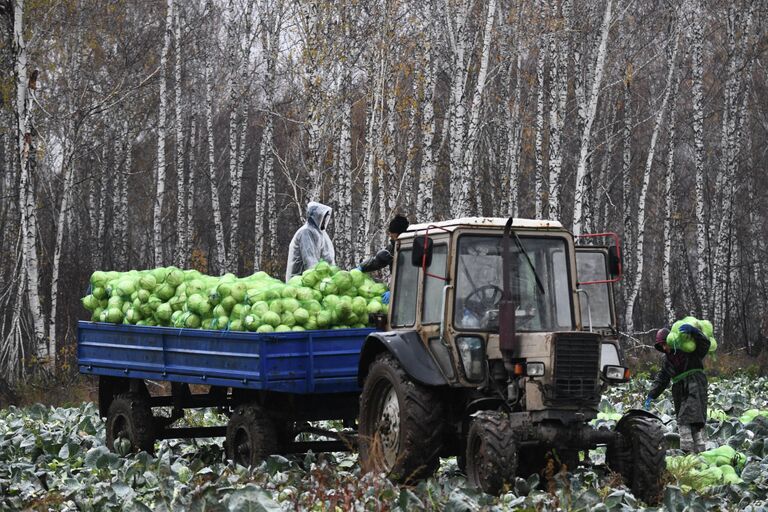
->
500, 217, 517, 374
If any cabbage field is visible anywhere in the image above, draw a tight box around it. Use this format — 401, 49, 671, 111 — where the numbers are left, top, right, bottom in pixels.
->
81, 262, 389, 332
2, 375, 768, 511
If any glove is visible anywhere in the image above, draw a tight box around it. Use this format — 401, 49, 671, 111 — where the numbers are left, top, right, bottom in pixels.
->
354, 266, 363, 272
678, 324, 700, 336
643, 397, 652, 410
381, 291, 390, 305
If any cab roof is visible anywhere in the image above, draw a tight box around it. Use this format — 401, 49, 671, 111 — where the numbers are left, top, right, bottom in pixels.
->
401, 217, 565, 238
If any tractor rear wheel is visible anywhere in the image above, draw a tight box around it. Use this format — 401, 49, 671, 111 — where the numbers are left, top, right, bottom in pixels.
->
607, 415, 666, 505
226, 403, 279, 468
358, 353, 445, 482
105, 393, 156, 454
465, 411, 518, 495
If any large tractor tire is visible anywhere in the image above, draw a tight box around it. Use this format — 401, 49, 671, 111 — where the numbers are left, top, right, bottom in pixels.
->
465, 411, 518, 495
607, 415, 666, 505
358, 353, 445, 482
226, 403, 279, 468
105, 393, 156, 454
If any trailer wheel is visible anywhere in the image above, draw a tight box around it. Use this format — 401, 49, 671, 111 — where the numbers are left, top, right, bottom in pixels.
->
607, 415, 666, 505
359, 353, 444, 482
105, 393, 155, 454
226, 404, 278, 468
465, 411, 517, 495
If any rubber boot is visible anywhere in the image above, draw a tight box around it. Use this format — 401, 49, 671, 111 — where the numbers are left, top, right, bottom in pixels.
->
692, 426, 707, 453
679, 424, 695, 453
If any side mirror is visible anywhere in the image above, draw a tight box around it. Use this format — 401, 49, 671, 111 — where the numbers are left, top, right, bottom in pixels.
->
608, 246, 621, 277
412, 236, 433, 267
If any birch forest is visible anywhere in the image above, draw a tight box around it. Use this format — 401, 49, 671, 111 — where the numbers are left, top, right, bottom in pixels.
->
1, 0, 767, 382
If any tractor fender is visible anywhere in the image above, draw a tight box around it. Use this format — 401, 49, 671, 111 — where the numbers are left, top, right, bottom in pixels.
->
358, 331, 447, 387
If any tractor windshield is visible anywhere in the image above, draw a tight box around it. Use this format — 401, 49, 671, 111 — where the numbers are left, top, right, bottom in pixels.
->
454, 235, 573, 332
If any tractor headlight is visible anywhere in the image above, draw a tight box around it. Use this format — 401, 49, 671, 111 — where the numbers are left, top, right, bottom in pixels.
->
603, 365, 630, 383
456, 336, 485, 381
526, 362, 545, 377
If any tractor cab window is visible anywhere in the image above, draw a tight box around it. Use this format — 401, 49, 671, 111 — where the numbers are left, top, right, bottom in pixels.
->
392, 248, 417, 327
422, 245, 448, 324
454, 235, 574, 332
576, 250, 613, 329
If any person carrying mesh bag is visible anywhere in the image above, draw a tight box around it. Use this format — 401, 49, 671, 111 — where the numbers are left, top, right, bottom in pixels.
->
644, 320, 712, 453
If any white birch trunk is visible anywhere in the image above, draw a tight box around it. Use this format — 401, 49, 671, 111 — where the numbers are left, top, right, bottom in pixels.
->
117, 128, 130, 268
154, 0, 173, 267
185, 117, 196, 267
96, 151, 108, 260
174, 7, 186, 267
713, 4, 754, 334
417, 45, 437, 220
48, 132, 75, 370
689, 2, 707, 316
256, 3, 281, 268
13, 0, 47, 363
625, 31, 679, 333
381, 76, 397, 239
547, 0, 570, 220
358, 55, 383, 255
460, 0, 496, 218
402, 78, 419, 216
206, 68, 227, 273
447, 0, 469, 218
572, 0, 613, 236
534, 31, 547, 219
662, 71, 681, 326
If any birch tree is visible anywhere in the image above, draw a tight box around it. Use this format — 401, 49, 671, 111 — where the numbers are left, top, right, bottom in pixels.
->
461, 0, 496, 216
417, 41, 437, 220
154, 0, 174, 267
688, 0, 707, 316
547, 0, 571, 220
662, 64, 681, 326
206, 66, 227, 274
254, 0, 282, 269
11, 0, 48, 367
446, 0, 471, 218
572, 0, 613, 236
174, 5, 187, 267
625, 27, 679, 333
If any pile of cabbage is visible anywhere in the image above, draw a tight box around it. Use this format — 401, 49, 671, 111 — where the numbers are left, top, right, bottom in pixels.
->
667, 445, 747, 489
665, 316, 718, 353
81, 261, 389, 332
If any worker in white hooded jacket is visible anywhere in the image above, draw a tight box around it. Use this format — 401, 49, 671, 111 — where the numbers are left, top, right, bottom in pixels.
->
285, 202, 335, 282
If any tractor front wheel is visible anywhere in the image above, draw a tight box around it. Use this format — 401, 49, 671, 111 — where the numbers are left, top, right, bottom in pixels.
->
465, 411, 518, 495
358, 353, 445, 482
607, 415, 666, 505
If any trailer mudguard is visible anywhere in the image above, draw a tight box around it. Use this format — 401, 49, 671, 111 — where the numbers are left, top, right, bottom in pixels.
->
358, 331, 447, 387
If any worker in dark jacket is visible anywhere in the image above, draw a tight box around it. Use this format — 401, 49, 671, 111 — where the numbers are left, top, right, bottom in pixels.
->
645, 324, 710, 453
357, 214, 409, 274
356, 214, 409, 305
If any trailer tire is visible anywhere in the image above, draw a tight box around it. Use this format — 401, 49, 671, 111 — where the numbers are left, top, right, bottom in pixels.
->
359, 353, 444, 482
607, 416, 666, 505
106, 393, 155, 454
465, 411, 517, 495
226, 404, 278, 468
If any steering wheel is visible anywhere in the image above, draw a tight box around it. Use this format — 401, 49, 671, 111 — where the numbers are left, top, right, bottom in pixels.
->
463, 284, 503, 317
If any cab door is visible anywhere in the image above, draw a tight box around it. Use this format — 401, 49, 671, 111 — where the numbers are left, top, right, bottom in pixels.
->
575, 247, 617, 333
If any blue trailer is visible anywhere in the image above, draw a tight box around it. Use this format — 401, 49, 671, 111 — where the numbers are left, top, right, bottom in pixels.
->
78, 321, 379, 464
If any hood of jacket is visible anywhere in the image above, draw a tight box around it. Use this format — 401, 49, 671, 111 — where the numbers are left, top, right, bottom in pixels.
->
307, 201, 332, 230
